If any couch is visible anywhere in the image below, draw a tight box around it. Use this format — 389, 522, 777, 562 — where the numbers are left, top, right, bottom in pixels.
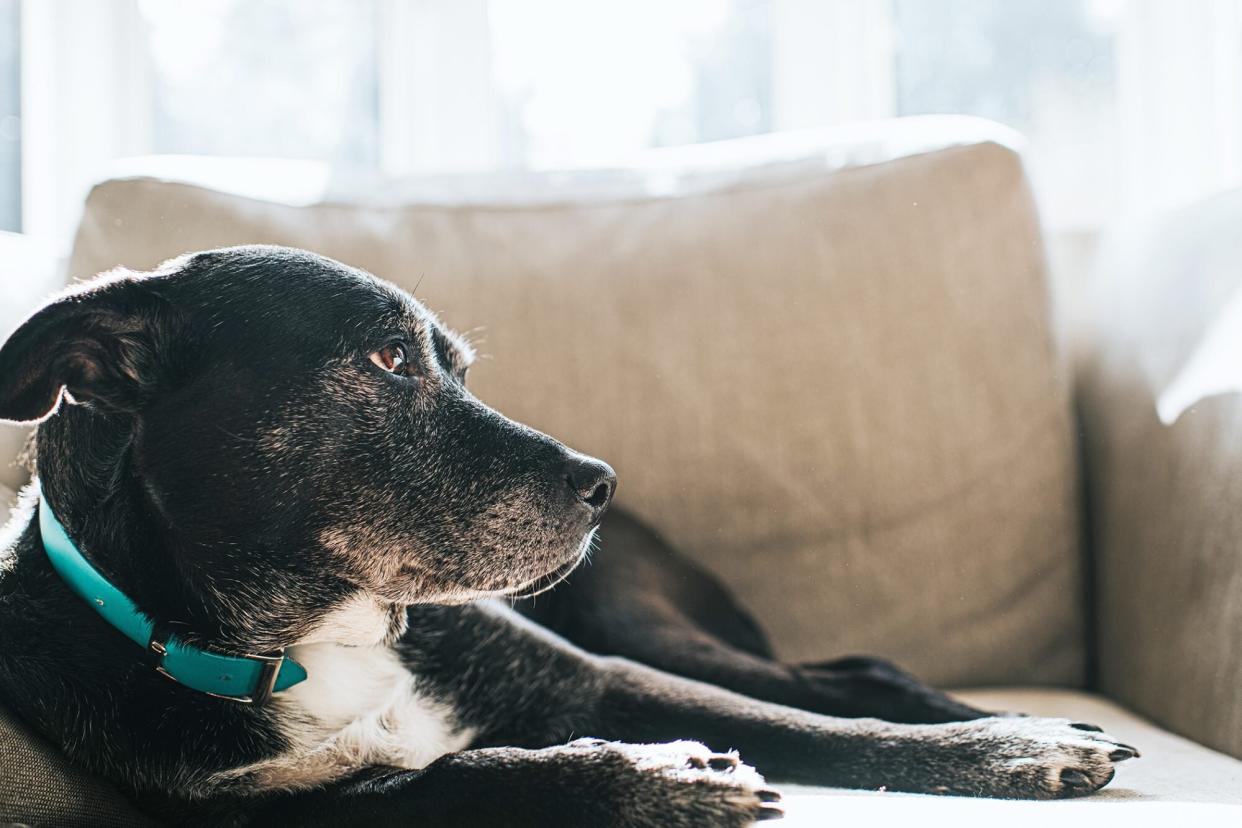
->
2, 116, 1240, 825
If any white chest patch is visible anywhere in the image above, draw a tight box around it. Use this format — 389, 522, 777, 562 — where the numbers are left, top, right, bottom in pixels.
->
213, 642, 475, 793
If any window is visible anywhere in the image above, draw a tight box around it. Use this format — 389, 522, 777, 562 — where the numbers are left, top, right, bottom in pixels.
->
139, 0, 380, 168
14, 0, 1242, 247
489, 0, 771, 168
0, 0, 19, 232
893, 0, 1121, 228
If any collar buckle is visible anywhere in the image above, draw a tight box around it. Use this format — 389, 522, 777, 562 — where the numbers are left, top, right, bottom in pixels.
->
39, 482, 306, 705
242, 650, 286, 706
148, 622, 285, 705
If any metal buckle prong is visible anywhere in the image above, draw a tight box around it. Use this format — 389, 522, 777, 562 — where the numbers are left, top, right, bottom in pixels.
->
148, 623, 185, 694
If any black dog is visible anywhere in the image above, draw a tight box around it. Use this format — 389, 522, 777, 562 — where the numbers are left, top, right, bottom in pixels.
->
0, 246, 1137, 826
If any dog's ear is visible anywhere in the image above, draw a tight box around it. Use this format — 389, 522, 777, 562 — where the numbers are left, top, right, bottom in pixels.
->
0, 270, 178, 423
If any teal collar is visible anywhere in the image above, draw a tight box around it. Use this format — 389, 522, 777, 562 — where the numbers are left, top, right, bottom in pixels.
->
37, 482, 306, 704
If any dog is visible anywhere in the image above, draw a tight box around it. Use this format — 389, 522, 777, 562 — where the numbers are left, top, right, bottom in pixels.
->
0, 246, 1137, 826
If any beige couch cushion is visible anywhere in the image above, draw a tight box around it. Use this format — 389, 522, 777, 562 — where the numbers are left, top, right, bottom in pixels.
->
782, 688, 1242, 823
68, 117, 1083, 687
1077, 186, 1242, 760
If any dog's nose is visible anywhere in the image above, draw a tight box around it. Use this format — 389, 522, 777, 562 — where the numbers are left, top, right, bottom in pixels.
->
563, 456, 617, 524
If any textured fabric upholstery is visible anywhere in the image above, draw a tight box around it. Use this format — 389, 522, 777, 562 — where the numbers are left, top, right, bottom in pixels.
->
66, 117, 1084, 688
1076, 187, 1242, 760
0, 705, 155, 828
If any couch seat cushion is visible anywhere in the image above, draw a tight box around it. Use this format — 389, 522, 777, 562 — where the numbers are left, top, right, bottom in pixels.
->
782, 688, 1242, 825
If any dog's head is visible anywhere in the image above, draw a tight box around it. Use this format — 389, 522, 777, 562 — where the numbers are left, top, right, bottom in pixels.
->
0, 246, 613, 641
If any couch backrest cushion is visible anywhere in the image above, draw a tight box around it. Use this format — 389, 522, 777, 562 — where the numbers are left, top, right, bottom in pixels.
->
67, 118, 1083, 687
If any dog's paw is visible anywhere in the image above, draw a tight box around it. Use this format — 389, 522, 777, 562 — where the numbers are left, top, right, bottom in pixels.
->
562, 739, 783, 826
933, 716, 1139, 799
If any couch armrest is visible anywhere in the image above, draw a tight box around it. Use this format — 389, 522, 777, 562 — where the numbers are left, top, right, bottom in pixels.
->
1076, 188, 1242, 761
0, 699, 156, 827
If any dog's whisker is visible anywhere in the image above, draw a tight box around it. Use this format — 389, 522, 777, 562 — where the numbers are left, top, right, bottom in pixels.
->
508, 570, 571, 601
504, 570, 567, 601
214, 425, 258, 444
503, 545, 590, 601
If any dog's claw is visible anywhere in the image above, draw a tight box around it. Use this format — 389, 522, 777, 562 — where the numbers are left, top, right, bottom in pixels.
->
1110, 745, 1139, 761
756, 803, 785, 821
1070, 722, 1104, 732
756, 788, 782, 802
708, 754, 738, 771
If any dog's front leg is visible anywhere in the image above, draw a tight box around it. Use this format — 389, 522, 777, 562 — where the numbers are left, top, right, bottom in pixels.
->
592, 657, 1139, 799
399, 602, 1135, 801
241, 741, 782, 827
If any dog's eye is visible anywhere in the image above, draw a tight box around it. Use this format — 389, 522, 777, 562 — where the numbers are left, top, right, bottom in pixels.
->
370, 342, 413, 375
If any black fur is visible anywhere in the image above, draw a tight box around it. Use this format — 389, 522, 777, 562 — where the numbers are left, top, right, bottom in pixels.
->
0, 247, 1137, 826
